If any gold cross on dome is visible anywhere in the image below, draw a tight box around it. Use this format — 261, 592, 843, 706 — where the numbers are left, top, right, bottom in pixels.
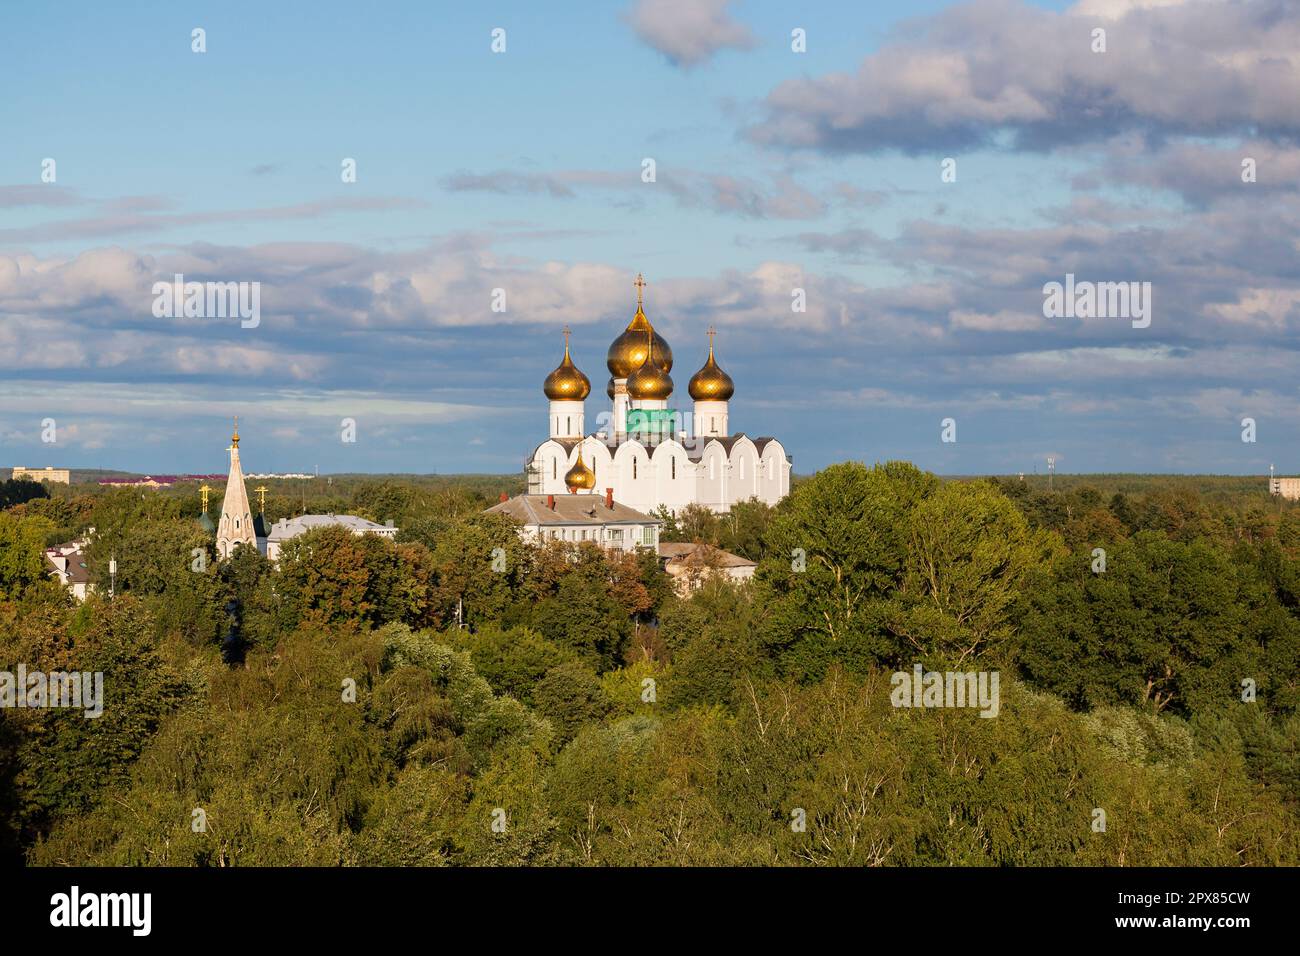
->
707, 325, 716, 346
562, 324, 571, 348
634, 272, 646, 307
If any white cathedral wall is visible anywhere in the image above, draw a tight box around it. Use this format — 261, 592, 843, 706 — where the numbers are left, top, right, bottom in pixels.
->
549, 400, 584, 439
696, 442, 728, 512
582, 438, 613, 494
612, 440, 652, 511
724, 438, 759, 508
533, 440, 565, 494
760, 441, 790, 504
651, 442, 693, 515
693, 400, 728, 438
531, 434, 790, 513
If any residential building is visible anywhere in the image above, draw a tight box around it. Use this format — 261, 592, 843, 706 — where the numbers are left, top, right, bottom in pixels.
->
265, 514, 398, 561
487, 490, 661, 552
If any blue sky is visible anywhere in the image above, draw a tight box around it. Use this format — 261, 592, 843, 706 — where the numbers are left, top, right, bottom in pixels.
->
2, 0, 1298, 476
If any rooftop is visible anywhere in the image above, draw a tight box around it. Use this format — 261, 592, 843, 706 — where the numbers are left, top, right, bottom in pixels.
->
487, 494, 660, 527
658, 542, 756, 569
266, 514, 395, 541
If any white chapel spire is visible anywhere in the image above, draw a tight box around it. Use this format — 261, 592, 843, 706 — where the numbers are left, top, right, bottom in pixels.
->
216, 417, 256, 559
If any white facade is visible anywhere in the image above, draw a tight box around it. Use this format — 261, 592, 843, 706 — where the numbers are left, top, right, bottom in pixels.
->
549, 399, 584, 440
529, 432, 789, 516
693, 400, 728, 439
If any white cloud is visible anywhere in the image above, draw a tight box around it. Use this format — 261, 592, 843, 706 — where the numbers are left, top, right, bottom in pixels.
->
626, 0, 756, 67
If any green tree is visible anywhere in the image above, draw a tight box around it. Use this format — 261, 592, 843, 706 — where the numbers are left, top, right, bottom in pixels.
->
753, 461, 937, 680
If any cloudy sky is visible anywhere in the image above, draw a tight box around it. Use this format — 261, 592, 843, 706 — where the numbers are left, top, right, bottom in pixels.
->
3, 0, 1299, 476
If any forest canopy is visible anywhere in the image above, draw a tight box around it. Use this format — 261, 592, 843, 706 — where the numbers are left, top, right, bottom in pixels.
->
3, 464, 1298, 866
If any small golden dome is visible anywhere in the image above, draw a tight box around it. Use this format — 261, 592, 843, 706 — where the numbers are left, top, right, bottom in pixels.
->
606, 377, 615, 400
627, 328, 674, 401
543, 330, 590, 401
564, 447, 596, 492
688, 329, 734, 401
607, 274, 672, 377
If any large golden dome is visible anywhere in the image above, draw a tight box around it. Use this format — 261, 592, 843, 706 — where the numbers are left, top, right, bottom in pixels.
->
607, 274, 672, 378
688, 330, 734, 401
626, 328, 674, 401
543, 331, 590, 401
564, 447, 596, 492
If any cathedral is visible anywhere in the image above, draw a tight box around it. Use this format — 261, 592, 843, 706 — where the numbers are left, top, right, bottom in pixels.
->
527, 275, 790, 515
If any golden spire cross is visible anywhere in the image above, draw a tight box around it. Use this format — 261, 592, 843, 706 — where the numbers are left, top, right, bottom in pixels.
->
707, 325, 717, 349
254, 486, 269, 513
199, 484, 211, 513
562, 324, 571, 350
634, 272, 646, 308
231, 415, 240, 446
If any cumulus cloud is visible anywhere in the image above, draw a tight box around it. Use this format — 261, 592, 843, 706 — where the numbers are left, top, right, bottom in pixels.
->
1086, 137, 1300, 206
746, 0, 1300, 154
626, 0, 756, 67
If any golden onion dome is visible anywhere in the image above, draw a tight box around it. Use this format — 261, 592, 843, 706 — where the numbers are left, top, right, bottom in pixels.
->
607, 274, 673, 377
543, 331, 590, 401
564, 447, 596, 492
626, 328, 674, 401
688, 330, 734, 401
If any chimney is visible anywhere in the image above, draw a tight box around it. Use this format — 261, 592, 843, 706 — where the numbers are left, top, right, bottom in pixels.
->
547, 494, 556, 510
605, 487, 614, 509
499, 492, 508, 502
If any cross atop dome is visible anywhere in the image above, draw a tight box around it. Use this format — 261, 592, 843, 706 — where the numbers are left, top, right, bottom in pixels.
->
634, 272, 646, 308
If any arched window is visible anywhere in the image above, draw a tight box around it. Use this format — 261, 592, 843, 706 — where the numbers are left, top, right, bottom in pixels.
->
552, 458, 557, 480
710, 416, 715, 433
633, 458, 638, 480
566, 415, 571, 434
671, 457, 676, 480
